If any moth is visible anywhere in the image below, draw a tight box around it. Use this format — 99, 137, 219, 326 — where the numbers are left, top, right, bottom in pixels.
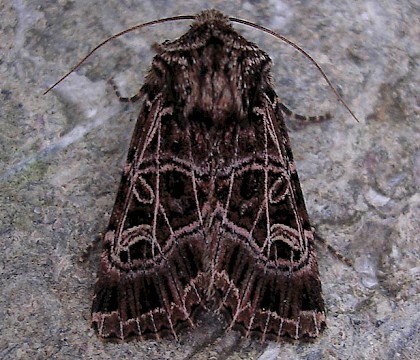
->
46, 9, 356, 342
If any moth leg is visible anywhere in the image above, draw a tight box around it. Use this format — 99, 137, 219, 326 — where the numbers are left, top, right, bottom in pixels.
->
107, 78, 142, 103
79, 233, 102, 263
279, 102, 331, 123
313, 229, 352, 266
151, 42, 165, 53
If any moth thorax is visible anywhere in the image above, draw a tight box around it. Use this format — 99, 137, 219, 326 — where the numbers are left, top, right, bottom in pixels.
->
180, 43, 248, 126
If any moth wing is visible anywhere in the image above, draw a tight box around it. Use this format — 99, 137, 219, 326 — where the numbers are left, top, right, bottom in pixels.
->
92, 97, 207, 340
212, 96, 326, 340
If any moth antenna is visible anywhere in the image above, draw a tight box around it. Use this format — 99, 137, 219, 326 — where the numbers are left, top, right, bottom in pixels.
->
229, 16, 360, 122
45, 12, 360, 123
43, 15, 195, 95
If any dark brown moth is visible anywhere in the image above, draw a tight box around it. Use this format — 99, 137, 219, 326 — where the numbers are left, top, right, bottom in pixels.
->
46, 9, 357, 342
91, 9, 327, 342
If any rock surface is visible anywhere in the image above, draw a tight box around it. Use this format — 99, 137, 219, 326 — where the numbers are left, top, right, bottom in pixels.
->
1, 1, 418, 359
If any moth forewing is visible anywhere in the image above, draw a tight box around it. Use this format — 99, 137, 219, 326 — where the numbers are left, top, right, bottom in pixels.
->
89, 9, 327, 341
44, 8, 360, 342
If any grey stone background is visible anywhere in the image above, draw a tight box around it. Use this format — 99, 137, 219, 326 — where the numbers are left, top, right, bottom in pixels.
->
1, 0, 418, 359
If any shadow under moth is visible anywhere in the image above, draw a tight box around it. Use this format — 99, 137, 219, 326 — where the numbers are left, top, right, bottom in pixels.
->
46, 9, 357, 342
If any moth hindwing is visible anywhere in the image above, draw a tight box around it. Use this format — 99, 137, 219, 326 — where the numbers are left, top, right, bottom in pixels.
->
91, 9, 325, 341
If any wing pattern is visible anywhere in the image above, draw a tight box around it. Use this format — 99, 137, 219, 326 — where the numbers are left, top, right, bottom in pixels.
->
92, 9, 325, 341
